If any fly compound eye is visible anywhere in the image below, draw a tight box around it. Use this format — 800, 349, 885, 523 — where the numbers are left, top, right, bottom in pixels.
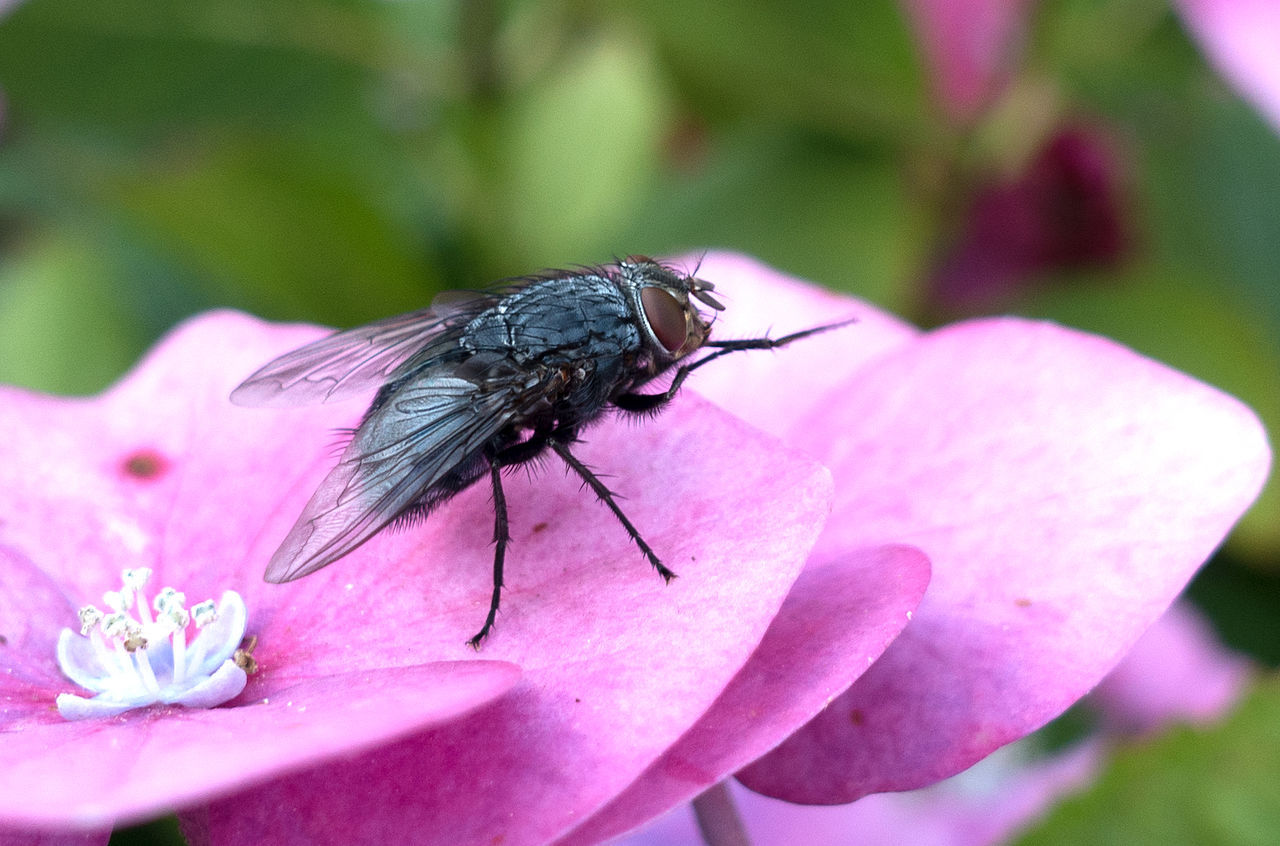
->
640, 286, 689, 353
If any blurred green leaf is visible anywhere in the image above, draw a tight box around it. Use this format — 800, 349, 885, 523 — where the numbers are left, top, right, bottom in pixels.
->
0, 234, 146, 394
477, 28, 672, 269
618, 0, 929, 142
1189, 556, 1280, 669
109, 814, 185, 846
0, 0, 453, 329
0, 0, 389, 142
111, 138, 441, 324
1142, 90, 1280, 333
631, 128, 926, 310
1035, 0, 1182, 95
1013, 676, 1280, 846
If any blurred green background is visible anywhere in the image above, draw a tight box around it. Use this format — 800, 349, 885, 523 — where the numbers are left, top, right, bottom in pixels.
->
1, 0, 1277, 843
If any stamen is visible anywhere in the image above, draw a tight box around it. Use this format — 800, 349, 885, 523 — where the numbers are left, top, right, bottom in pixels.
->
56, 568, 250, 720
77, 606, 103, 636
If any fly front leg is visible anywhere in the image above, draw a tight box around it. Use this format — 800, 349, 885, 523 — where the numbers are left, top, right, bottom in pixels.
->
612, 317, 858, 414
700, 316, 858, 356
611, 364, 694, 415
549, 437, 676, 582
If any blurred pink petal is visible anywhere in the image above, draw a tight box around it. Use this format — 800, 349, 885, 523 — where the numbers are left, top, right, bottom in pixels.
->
680, 255, 1270, 803
1178, 0, 1280, 132
900, 0, 1034, 120
1091, 601, 1252, 734
0, 829, 108, 846
619, 741, 1100, 846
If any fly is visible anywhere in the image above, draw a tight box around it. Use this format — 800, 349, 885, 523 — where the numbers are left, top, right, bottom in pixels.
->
231, 256, 854, 647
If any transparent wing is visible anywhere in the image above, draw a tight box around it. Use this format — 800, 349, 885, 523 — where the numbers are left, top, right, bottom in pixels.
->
264, 365, 549, 582
231, 295, 499, 407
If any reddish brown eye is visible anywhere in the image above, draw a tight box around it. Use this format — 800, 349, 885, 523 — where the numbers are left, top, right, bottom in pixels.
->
640, 286, 689, 353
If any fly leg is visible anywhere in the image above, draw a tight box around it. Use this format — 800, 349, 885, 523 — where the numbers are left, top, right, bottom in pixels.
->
613, 317, 857, 414
549, 437, 676, 582
469, 425, 555, 648
468, 459, 510, 649
699, 316, 857, 356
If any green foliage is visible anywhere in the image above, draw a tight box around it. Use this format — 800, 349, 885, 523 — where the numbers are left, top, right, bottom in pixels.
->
0, 232, 145, 394
1014, 677, 1280, 846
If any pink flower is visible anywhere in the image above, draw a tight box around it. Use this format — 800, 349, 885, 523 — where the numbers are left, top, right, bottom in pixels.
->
0, 253, 1267, 846
0, 297, 890, 843
1177, 0, 1280, 133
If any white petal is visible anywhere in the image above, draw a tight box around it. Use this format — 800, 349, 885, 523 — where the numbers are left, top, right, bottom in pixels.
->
185, 591, 248, 677
167, 661, 248, 709
56, 692, 145, 721
56, 628, 117, 691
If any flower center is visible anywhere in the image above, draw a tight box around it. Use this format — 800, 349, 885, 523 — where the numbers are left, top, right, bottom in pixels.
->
56, 568, 252, 720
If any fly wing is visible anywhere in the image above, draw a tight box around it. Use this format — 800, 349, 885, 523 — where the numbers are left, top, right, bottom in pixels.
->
231, 294, 500, 407
264, 362, 550, 582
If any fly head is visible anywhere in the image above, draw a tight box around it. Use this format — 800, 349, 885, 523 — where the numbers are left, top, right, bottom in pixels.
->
618, 256, 724, 365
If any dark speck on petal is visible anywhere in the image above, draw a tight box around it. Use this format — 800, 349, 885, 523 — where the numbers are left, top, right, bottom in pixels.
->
122, 450, 169, 480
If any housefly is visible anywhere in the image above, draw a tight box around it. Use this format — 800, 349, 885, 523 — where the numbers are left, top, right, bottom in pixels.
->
232, 257, 853, 646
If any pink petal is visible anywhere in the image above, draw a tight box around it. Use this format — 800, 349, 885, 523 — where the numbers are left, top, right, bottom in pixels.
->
0, 311, 344, 606
899, 0, 1033, 120
0, 659, 521, 828
234, 385, 835, 682
738, 316, 1270, 801
554, 544, 932, 845
1091, 601, 1252, 734
1178, 0, 1280, 133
